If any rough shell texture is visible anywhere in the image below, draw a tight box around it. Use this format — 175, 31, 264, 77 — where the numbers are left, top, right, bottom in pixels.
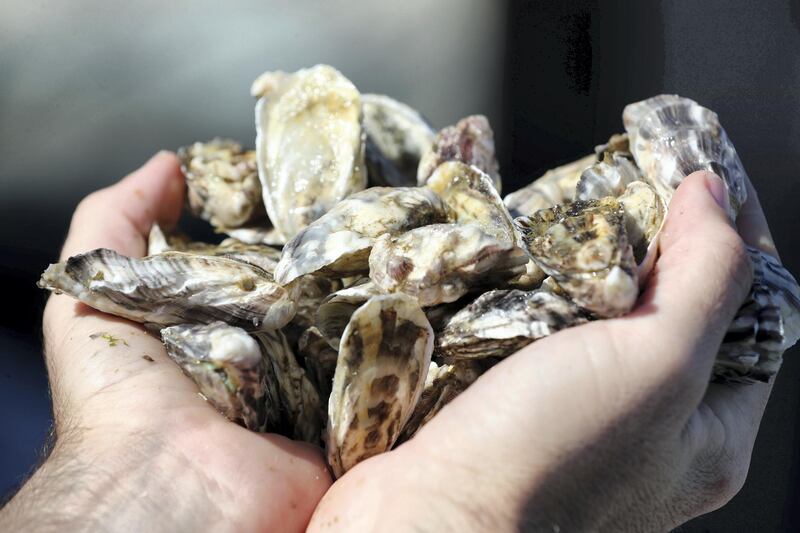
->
623, 95, 748, 218
369, 223, 527, 307
326, 294, 433, 477
504, 154, 597, 217
516, 198, 638, 317
223, 226, 287, 247
178, 139, 264, 230
253, 64, 367, 240
162, 322, 280, 431
297, 326, 339, 401
148, 223, 282, 274
253, 329, 325, 443
275, 187, 449, 285
317, 281, 383, 350
417, 115, 502, 192
714, 247, 800, 383
426, 161, 518, 246
362, 93, 435, 187
436, 289, 588, 360
395, 360, 482, 443
38, 249, 295, 330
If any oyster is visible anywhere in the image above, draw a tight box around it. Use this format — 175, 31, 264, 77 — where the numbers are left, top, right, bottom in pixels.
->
574, 152, 642, 201
515, 198, 638, 317
395, 360, 482, 443
623, 95, 748, 218
417, 115, 502, 192
252, 64, 367, 240
290, 275, 342, 331
715, 248, 800, 382
162, 322, 280, 431
426, 161, 517, 245
297, 326, 339, 400
617, 181, 665, 265
436, 289, 589, 360
274, 187, 449, 285
253, 328, 325, 443
38, 249, 295, 330
362, 94, 435, 187
317, 281, 383, 350
369, 223, 527, 307
222, 225, 287, 247
178, 139, 264, 230
326, 294, 433, 477
594, 133, 631, 157
148, 223, 282, 274
504, 154, 597, 217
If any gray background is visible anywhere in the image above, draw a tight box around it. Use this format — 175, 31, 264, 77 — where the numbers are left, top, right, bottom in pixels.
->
2, 0, 799, 529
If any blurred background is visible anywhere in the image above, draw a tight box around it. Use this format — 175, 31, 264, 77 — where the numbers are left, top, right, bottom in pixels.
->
1, 0, 798, 529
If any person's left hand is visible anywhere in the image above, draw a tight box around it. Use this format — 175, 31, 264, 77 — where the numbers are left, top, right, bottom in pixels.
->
0, 152, 331, 533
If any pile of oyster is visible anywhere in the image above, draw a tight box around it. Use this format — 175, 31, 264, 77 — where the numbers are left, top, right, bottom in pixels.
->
38, 65, 800, 477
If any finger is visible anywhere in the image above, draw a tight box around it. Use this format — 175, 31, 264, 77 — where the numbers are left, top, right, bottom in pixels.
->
60, 151, 184, 260
617, 172, 753, 401
736, 176, 778, 259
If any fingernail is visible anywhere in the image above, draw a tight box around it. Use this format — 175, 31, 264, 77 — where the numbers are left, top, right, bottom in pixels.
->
705, 173, 728, 210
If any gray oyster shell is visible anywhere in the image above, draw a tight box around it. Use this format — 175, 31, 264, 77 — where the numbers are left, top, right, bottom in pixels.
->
617, 181, 665, 265
297, 326, 339, 401
714, 248, 800, 383
38, 249, 295, 330
369, 223, 528, 307
623, 95, 748, 218
395, 360, 482, 444
326, 293, 433, 477
418, 115, 502, 192
162, 322, 280, 432
148, 223, 282, 274
516, 198, 638, 317
274, 187, 449, 285
253, 329, 325, 444
178, 139, 265, 231
426, 161, 517, 246
436, 289, 588, 360
362, 93, 435, 187
252, 64, 367, 240
222, 226, 287, 247
316, 281, 382, 350
504, 154, 596, 217
574, 152, 642, 202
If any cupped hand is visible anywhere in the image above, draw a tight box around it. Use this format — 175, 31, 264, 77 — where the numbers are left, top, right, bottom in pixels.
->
1, 153, 331, 533
309, 171, 776, 532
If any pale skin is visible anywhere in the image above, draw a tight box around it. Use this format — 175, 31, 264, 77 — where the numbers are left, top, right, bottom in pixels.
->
0, 152, 781, 531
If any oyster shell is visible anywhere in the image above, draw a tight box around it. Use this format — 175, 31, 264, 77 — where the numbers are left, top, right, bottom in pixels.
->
594, 133, 631, 157
362, 94, 435, 187
178, 139, 265, 230
426, 161, 517, 245
574, 152, 642, 201
147, 223, 282, 274
253, 328, 325, 443
222, 225, 287, 247
369, 223, 527, 307
395, 360, 482, 443
623, 95, 748, 218
316, 280, 383, 350
326, 293, 433, 477
38, 249, 295, 330
161, 322, 280, 431
715, 248, 800, 383
297, 326, 339, 400
252, 64, 367, 240
504, 154, 597, 217
417, 115, 502, 192
436, 289, 589, 360
617, 181, 665, 265
274, 187, 449, 285
515, 198, 638, 317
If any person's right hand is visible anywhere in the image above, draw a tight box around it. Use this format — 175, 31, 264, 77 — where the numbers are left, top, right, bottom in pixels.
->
309, 171, 779, 531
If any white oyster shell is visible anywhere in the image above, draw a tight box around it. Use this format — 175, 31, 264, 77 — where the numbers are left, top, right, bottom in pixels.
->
252, 64, 367, 240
